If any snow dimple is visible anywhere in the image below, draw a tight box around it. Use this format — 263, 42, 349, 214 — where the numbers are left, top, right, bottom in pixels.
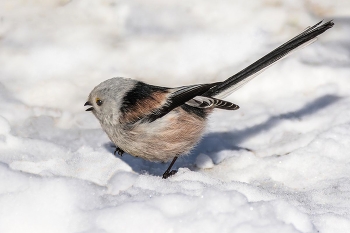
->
1, 0, 350, 233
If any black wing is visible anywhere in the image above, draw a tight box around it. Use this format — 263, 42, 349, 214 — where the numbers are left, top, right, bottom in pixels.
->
120, 82, 219, 123
145, 82, 220, 122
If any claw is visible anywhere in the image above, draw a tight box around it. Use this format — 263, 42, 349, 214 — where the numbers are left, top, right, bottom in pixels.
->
114, 147, 124, 156
162, 170, 177, 179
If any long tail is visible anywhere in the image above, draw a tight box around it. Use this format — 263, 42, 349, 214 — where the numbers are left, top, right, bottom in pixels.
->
203, 20, 334, 99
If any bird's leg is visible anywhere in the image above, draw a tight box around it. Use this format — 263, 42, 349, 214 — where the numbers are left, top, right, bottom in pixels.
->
114, 147, 124, 156
162, 156, 178, 179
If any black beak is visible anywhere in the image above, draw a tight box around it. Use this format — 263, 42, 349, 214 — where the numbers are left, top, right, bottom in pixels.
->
84, 101, 94, 111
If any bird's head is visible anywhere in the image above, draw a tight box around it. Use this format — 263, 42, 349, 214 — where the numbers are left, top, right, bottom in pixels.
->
85, 77, 137, 124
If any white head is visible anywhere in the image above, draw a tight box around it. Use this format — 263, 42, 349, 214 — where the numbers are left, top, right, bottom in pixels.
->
85, 77, 137, 124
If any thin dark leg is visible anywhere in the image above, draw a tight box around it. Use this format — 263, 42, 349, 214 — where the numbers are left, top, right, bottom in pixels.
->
162, 156, 178, 179
114, 147, 124, 156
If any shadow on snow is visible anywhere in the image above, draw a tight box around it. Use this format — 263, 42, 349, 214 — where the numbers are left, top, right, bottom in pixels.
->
104, 94, 341, 177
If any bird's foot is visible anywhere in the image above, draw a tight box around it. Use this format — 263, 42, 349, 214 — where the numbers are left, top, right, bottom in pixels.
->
162, 156, 179, 179
162, 169, 177, 179
114, 147, 124, 156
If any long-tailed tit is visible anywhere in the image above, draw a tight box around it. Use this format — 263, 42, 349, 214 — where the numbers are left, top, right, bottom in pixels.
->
85, 21, 333, 179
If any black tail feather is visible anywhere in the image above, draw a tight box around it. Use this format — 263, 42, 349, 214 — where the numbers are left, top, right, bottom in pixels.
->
203, 20, 334, 98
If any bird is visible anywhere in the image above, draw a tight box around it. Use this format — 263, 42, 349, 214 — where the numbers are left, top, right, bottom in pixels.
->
85, 20, 334, 179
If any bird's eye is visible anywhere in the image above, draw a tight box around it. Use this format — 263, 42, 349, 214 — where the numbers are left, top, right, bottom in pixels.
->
96, 98, 103, 106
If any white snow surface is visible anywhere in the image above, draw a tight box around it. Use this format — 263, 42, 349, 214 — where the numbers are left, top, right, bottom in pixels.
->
1, 0, 350, 232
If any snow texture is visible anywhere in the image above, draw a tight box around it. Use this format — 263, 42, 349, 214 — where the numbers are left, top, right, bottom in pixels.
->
0, 0, 350, 232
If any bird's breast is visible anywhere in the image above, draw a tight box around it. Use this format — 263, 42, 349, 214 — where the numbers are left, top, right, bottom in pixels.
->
104, 106, 209, 162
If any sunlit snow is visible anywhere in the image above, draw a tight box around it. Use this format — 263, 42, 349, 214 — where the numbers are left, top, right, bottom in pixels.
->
0, 0, 350, 232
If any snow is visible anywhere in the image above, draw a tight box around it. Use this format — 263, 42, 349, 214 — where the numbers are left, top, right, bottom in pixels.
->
0, 0, 350, 232
195, 153, 214, 169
